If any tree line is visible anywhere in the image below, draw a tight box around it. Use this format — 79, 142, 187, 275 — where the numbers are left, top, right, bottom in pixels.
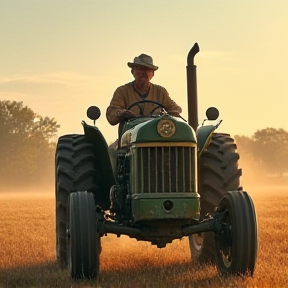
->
1, 100, 287, 189
235, 128, 288, 184
0, 100, 59, 189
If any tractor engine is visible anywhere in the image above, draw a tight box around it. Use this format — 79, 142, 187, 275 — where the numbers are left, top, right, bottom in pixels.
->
109, 150, 130, 219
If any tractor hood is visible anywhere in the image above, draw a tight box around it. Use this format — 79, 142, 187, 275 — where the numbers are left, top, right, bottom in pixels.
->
120, 115, 196, 147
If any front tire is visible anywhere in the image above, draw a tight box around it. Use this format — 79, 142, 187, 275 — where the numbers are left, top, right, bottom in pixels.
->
215, 191, 257, 276
68, 191, 100, 281
189, 133, 242, 263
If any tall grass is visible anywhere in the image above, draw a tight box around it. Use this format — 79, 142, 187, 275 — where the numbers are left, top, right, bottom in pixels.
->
0, 188, 287, 288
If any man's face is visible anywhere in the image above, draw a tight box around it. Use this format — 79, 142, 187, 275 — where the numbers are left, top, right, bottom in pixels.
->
132, 65, 154, 83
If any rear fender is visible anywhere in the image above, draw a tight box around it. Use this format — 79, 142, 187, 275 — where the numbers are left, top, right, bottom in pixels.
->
196, 125, 216, 156
82, 121, 115, 195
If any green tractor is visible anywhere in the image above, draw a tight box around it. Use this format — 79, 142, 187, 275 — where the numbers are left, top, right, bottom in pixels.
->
55, 43, 257, 281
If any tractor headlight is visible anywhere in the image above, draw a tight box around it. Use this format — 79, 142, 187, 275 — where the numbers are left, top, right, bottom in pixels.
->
157, 119, 176, 138
121, 132, 132, 147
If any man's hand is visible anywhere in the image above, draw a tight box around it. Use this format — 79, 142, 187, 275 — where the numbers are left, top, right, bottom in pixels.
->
168, 110, 180, 117
116, 109, 137, 122
168, 110, 187, 122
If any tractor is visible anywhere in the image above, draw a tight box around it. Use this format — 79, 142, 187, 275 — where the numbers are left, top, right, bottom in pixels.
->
55, 43, 257, 281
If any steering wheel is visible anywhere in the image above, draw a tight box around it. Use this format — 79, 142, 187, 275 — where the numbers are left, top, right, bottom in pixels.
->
126, 100, 166, 116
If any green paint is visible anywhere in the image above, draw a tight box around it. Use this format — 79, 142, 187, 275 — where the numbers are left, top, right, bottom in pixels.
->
136, 116, 196, 142
121, 115, 197, 145
131, 193, 200, 222
196, 125, 216, 155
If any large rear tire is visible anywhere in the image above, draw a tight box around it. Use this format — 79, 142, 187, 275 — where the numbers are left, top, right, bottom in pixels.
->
189, 133, 242, 263
55, 134, 100, 265
68, 191, 100, 281
215, 191, 257, 276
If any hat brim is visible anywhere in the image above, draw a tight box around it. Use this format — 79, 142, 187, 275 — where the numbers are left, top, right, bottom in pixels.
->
127, 62, 158, 71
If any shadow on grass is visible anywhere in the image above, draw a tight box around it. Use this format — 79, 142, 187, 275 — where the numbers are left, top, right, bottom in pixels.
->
0, 261, 70, 288
0, 260, 243, 288
98, 261, 227, 288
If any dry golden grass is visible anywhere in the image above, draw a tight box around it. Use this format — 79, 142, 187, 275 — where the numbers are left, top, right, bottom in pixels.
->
0, 187, 288, 288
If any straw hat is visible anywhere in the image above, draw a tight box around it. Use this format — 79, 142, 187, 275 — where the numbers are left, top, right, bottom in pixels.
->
127, 54, 158, 70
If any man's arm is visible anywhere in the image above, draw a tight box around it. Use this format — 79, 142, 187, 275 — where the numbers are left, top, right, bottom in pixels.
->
160, 87, 182, 116
106, 86, 136, 125
106, 87, 125, 125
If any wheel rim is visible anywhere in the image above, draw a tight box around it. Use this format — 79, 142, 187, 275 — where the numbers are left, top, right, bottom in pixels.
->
192, 233, 203, 251
220, 247, 232, 268
218, 211, 232, 268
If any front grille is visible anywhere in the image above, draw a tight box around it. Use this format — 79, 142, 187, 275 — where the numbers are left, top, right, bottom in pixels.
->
132, 146, 196, 193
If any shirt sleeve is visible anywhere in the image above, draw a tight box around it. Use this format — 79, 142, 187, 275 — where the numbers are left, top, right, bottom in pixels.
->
160, 87, 182, 114
106, 86, 127, 125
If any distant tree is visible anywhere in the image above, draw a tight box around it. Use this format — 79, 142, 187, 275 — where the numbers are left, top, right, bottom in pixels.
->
234, 135, 262, 180
234, 135, 254, 155
252, 128, 288, 177
0, 100, 60, 187
235, 128, 288, 179
0, 101, 59, 139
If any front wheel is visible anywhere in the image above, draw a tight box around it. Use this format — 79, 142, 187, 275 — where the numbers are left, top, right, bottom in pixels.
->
215, 191, 257, 276
68, 191, 101, 281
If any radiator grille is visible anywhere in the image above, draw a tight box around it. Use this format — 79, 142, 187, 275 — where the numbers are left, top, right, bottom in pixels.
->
133, 146, 196, 193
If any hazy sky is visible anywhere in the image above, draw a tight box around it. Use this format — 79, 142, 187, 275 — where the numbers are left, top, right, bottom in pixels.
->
1, 0, 287, 144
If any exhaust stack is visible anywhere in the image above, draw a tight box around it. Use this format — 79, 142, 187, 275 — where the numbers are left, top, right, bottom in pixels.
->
186, 43, 200, 131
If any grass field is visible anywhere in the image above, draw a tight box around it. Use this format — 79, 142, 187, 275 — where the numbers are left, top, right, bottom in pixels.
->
0, 187, 288, 288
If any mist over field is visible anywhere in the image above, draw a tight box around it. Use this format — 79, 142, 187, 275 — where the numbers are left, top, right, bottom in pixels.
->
1, 151, 287, 196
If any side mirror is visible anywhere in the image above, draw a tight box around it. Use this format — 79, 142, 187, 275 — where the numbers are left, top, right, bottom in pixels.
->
87, 106, 101, 125
206, 107, 219, 121
87, 106, 101, 121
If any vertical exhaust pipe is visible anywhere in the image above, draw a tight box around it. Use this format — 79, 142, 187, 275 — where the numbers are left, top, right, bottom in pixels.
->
186, 43, 200, 131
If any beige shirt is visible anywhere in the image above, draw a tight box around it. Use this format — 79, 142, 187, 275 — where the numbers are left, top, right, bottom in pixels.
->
106, 82, 182, 125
